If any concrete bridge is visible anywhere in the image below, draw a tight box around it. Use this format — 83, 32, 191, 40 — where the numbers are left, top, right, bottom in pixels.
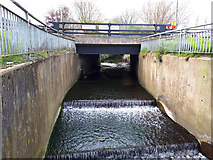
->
75, 35, 143, 55
49, 22, 170, 55
73, 35, 144, 75
50, 21, 170, 55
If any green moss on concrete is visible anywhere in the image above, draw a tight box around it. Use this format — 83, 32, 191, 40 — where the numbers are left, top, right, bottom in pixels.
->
0, 55, 28, 68
141, 50, 212, 60
0, 49, 73, 69
140, 48, 148, 55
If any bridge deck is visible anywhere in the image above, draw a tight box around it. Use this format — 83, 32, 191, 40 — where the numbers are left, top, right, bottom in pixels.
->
74, 35, 143, 45
75, 35, 142, 55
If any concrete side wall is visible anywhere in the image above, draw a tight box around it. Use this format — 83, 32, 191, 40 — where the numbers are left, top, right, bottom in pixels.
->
1, 53, 80, 158
138, 54, 212, 143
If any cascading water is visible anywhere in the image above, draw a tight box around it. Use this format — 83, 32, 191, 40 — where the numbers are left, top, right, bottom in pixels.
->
45, 63, 206, 159
46, 100, 205, 159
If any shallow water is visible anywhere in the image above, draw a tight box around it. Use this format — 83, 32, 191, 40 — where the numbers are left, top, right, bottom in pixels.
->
45, 63, 206, 159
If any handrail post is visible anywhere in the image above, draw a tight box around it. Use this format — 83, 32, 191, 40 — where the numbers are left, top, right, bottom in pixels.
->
62, 22, 65, 33
154, 24, 157, 34
25, 12, 28, 21
179, 29, 182, 54
108, 23, 111, 36
25, 11, 31, 59
0, 5, 5, 56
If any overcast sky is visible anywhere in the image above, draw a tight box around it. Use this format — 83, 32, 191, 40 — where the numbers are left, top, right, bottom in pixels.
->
1, 0, 212, 27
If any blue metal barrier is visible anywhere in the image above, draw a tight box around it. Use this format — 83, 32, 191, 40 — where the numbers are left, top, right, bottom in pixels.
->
49, 22, 171, 36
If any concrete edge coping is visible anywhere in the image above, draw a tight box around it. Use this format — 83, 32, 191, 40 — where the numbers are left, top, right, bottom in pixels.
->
0, 52, 77, 76
141, 52, 213, 61
0, 62, 33, 76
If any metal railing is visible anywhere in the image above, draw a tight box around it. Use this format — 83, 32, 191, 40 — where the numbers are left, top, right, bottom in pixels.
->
49, 22, 171, 36
141, 23, 213, 54
0, 1, 75, 57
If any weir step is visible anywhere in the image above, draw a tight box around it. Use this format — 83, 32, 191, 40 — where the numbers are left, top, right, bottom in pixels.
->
63, 99, 157, 108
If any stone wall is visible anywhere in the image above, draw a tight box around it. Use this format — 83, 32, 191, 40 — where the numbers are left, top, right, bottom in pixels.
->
0, 52, 80, 158
138, 53, 212, 145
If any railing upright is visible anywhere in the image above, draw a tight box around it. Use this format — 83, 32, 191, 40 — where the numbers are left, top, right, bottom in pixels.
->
203, 31, 206, 53
208, 30, 211, 53
62, 22, 65, 33
3, 8, 8, 55
179, 29, 182, 54
0, 6, 4, 56
108, 23, 111, 36
154, 24, 157, 34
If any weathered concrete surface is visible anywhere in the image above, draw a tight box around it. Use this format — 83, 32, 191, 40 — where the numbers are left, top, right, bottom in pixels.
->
75, 35, 143, 45
0, 52, 80, 158
138, 54, 212, 145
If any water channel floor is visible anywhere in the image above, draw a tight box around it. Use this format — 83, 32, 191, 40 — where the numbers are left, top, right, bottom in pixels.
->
45, 63, 206, 159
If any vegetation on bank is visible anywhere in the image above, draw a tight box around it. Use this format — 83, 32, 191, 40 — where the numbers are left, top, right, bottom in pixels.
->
140, 48, 213, 60
0, 49, 71, 69
100, 54, 124, 63
140, 36, 213, 61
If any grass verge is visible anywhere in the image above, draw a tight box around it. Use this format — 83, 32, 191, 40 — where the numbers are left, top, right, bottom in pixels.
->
0, 49, 71, 69
140, 48, 213, 59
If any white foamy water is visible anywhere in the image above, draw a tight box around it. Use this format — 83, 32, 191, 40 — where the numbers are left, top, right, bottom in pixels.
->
46, 100, 206, 159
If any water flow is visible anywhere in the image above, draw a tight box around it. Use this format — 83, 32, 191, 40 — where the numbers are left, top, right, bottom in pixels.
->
45, 63, 206, 159
46, 100, 205, 159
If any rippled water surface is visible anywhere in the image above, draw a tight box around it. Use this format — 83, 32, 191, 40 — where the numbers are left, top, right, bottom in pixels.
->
45, 63, 206, 159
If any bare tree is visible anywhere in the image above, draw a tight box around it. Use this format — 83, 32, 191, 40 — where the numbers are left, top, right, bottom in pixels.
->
74, 0, 103, 23
111, 10, 139, 24
175, 1, 191, 27
140, 0, 175, 24
45, 6, 73, 24
140, 0, 190, 27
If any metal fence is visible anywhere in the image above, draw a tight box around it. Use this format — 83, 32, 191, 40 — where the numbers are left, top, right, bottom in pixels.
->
49, 21, 171, 36
141, 23, 213, 54
0, 1, 75, 57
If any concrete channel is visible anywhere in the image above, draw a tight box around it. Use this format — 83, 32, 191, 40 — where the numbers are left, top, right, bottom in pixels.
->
0, 51, 212, 158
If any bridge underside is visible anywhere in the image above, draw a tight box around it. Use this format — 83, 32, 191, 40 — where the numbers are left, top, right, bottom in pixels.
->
76, 44, 141, 55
